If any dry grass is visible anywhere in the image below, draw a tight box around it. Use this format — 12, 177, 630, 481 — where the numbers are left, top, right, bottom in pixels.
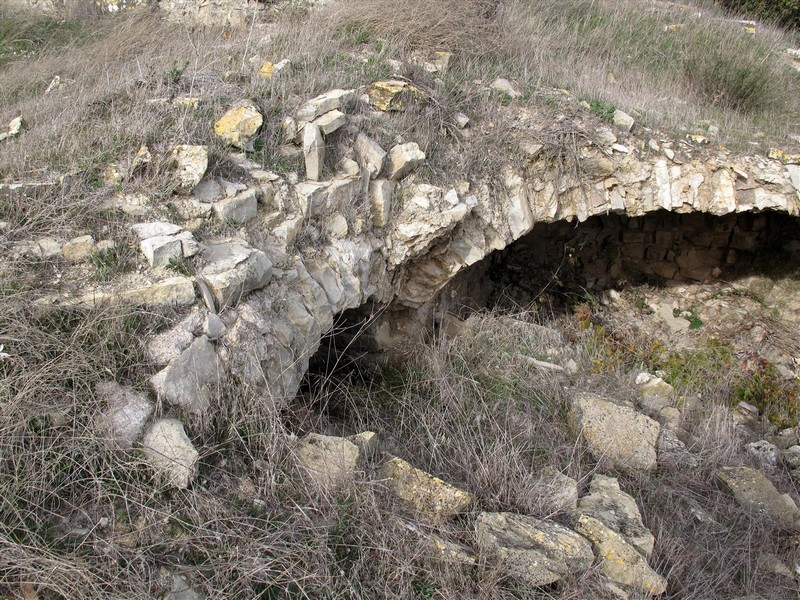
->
333, 0, 800, 148
299, 305, 800, 599
2, 2, 800, 598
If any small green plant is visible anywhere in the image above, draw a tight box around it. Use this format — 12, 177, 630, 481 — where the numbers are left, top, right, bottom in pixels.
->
587, 97, 616, 121
89, 246, 129, 282
412, 575, 437, 599
734, 359, 800, 428
163, 59, 189, 86
336, 21, 373, 45
673, 307, 703, 329
167, 256, 194, 277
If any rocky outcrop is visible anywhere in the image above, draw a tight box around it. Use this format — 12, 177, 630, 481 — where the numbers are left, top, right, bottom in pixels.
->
569, 393, 660, 473
142, 419, 199, 489
717, 466, 800, 530
476, 512, 594, 587
575, 515, 667, 595
380, 456, 473, 520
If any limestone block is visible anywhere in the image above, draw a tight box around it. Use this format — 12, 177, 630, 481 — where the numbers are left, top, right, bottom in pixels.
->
146, 311, 202, 365
355, 133, 387, 178
303, 123, 325, 181
312, 109, 347, 135
294, 181, 330, 217
369, 179, 395, 227
141, 235, 182, 268
214, 100, 262, 149
368, 80, 424, 111
380, 455, 473, 520
170, 145, 208, 193
296, 89, 354, 123
212, 189, 258, 225
386, 143, 425, 181
294, 433, 360, 489
718, 466, 800, 530
613, 109, 635, 131
95, 381, 153, 449
142, 419, 199, 489
121, 277, 196, 307
569, 392, 660, 472
576, 474, 655, 558
476, 512, 594, 587
150, 335, 222, 415
131, 221, 182, 240
199, 241, 272, 309
575, 515, 666, 595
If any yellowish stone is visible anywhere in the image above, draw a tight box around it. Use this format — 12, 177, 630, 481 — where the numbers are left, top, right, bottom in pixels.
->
214, 101, 263, 148
367, 80, 424, 111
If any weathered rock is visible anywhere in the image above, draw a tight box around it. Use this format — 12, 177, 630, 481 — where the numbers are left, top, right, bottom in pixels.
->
386, 143, 425, 181
355, 133, 386, 179
575, 515, 666, 595
490, 78, 522, 98
380, 455, 473, 520
475, 512, 594, 587
122, 277, 196, 307
214, 100, 263, 149
569, 393, 660, 472
367, 80, 423, 111
533, 467, 578, 514
212, 189, 258, 224
636, 372, 675, 413
199, 241, 272, 309
170, 145, 208, 193
146, 311, 202, 365
294, 433, 360, 488
131, 221, 183, 240
369, 179, 394, 227
62, 235, 96, 262
746, 440, 779, 467
312, 109, 347, 135
303, 123, 325, 181
613, 109, 635, 131
400, 520, 476, 565
95, 381, 153, 449
576, 475, 655, 558
150, 336, 222, 415
296, 89, 354, 123
142, 419, 198, 489
717, 466, 800, 530
141, 235, 182, 268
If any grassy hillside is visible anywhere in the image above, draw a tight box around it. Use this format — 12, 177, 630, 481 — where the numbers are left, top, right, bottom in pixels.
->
1, 1, 799, 598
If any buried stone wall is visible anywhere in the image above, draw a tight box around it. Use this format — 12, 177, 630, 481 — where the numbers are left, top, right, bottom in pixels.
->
29, 83, 798, 488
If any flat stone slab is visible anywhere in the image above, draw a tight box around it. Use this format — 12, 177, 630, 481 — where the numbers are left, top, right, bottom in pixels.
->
142, 419, 198, 489
718, 466, 800, 530
476, 512, 594, 587
575, 515, 666, 595
380, 455, 473, 520
569, 392, 660, 472
576, 474, 655, 558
